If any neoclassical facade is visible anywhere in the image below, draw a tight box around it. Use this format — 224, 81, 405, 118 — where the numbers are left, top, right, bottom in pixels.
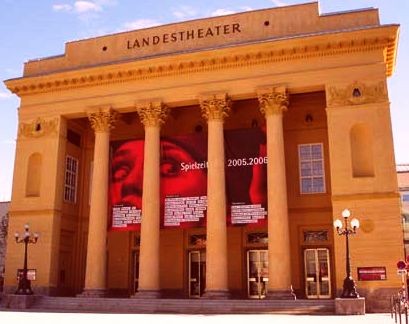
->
3, 2, 403, 311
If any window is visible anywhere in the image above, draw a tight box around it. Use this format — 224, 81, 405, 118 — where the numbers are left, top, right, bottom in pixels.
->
298, 143, 326, 194
403, 194, 409, 203
64, 155, 78, 203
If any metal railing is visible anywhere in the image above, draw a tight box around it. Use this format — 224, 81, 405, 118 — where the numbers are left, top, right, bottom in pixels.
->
391, 288, 409, 324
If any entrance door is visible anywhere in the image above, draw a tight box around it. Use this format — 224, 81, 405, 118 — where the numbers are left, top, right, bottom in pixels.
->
189, 250, 206, 298
247, 250, 268, 299
304, 248, 331, 299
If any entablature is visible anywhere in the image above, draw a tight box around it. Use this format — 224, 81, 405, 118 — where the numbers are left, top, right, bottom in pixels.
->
4, 25, 398, 98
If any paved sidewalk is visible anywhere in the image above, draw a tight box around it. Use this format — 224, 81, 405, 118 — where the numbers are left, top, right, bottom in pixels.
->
0, 311, 396, 324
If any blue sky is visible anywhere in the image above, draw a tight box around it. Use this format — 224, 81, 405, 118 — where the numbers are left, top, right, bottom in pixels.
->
0, 0, 408, 201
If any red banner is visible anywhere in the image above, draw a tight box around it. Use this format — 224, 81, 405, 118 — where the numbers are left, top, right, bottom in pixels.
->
109, 128, 267, 230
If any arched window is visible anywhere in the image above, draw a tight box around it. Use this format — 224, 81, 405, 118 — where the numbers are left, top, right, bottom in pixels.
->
26, 153, 42, 197
350, 123, 374, 177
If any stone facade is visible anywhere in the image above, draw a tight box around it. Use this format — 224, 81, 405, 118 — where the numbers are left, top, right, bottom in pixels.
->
1, 2, 402, 312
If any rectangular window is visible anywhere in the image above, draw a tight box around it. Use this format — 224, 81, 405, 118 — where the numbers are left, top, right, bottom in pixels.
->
298, 143, 326, 194
403, 193, 409, 202
64, 155, 78, 203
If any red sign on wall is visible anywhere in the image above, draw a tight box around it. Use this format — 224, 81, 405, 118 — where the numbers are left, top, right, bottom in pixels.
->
357, 267, 387, 281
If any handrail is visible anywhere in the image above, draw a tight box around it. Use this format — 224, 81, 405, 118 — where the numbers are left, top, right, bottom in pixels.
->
391, 289, 408, 324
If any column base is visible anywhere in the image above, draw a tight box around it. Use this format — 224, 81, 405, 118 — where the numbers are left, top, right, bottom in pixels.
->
266, 289, 296, 300
202, 290, 230, 299
77, 289, 106, 298
132, 290, 161, 299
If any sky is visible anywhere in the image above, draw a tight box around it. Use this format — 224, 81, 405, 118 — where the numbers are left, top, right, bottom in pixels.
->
0, 0, 408, 202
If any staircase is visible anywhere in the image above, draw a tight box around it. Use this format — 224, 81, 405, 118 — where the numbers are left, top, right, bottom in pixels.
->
28, 297, 335, 314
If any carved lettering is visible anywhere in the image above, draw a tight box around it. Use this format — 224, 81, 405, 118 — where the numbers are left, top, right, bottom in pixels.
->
205, 28, 214, 37
187, 30, 195, 40
127, 23, 242, 50
232, 23, 241, 33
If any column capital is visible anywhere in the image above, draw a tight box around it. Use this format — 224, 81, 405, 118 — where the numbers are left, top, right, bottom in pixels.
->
136, 101, 168, 127
257, 86, 289, 117
199, 93, 231, 122
87, 108, 118, 133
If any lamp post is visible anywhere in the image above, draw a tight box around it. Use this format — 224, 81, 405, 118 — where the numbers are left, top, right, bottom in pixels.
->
334, 208, 360, 298
14, 224, 39, 295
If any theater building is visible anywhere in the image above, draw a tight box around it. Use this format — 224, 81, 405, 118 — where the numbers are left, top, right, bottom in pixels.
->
3, 2, 403, 310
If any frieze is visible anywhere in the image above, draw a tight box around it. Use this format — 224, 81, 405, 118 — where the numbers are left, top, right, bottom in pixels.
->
18, 117, 59, 138
327, 81, 388, 107
7, 36, 395, 96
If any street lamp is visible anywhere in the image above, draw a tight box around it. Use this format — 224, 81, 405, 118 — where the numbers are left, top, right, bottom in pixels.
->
334, 208, 360, 298
14, 224, 39, 295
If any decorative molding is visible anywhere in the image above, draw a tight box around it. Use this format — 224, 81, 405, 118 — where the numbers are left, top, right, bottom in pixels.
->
332, 192, 400, 201
326, 81, 388, 107
199, 93, 231, 121
257, 86, 289, 116
6, 36, 396, 96
136, 101, 168, 127
87, 108, 118, 132
18, 117, 59, 138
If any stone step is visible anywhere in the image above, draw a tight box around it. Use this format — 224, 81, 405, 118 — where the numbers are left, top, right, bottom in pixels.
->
30, 297, 335, 314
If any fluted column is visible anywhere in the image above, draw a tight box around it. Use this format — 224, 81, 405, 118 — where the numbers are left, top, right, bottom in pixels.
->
133, 101, 168, 298
81, 108, 117, 297
258, 86, 293, 299
200, 93, 231, 298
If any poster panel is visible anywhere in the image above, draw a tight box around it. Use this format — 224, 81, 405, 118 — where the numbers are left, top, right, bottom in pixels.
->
109, 128, 267, 230
224, 128, 267, 226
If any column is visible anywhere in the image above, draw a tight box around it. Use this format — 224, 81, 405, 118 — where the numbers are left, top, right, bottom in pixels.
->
133, 101, 168, 298
200, 93, 231, 298
81, 108, 117, 297
258, 86, 293, 299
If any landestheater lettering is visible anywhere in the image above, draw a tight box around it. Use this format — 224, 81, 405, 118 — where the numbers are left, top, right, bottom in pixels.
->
127, 23, 241, 49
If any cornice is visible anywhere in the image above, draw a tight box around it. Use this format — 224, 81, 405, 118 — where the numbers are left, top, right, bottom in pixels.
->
5, 35, 396, 97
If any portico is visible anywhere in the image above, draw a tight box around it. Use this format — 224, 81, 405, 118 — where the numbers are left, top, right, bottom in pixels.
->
3, 2, 403, 312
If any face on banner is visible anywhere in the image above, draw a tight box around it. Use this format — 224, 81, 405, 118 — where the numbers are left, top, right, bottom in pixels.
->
109, 128, 267, 231
110, 134, 208, 230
